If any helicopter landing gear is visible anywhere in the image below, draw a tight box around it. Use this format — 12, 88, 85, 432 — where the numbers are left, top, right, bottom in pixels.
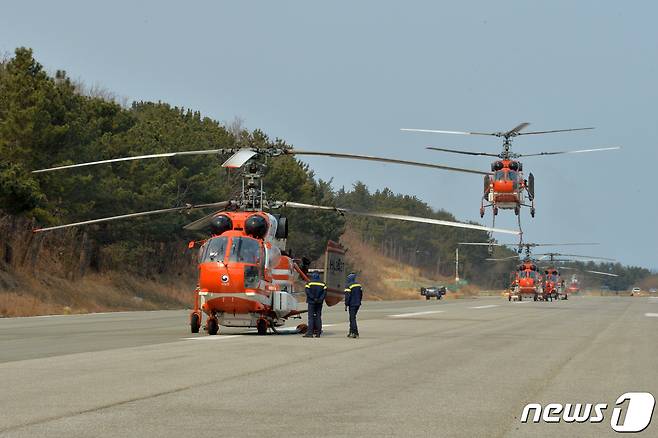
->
533, 293, 538, 301
514, 206, 520, 216
207, 317, 219, 336
256, 318, 268, 336
493, 206, 499, 216
531, 207, 535, 218
190, 312, 201, 334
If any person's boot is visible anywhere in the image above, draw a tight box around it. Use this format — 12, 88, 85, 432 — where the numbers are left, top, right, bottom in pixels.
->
347, 331, 354, 338
353, 332, 359, 339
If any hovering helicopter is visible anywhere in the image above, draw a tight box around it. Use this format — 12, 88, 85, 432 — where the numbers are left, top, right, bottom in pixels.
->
32, 146, 519, 335
401, 123, 620, 234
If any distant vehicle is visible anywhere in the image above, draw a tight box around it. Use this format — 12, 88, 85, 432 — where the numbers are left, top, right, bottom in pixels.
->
631, 287, 641, 296
649, 288, 657, 294
420, 286, 447, 300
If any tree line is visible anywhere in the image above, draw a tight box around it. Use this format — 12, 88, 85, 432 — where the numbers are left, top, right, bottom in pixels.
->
0, 47, 649, 289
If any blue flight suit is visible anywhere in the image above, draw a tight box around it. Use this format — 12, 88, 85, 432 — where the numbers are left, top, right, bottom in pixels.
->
305, 272, 327, 337
344, 273, 363, 337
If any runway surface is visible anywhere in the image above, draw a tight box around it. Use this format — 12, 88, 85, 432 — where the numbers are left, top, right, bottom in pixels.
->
1, 296, 657, 437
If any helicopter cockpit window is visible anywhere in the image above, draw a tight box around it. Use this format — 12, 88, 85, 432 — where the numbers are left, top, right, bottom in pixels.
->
200, 237, 229, 263
494, 170, 506, 181
229, 237, 261, 264
508, 170, 518, 181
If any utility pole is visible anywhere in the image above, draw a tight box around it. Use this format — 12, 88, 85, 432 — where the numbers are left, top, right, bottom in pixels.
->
455, 247, 460, 282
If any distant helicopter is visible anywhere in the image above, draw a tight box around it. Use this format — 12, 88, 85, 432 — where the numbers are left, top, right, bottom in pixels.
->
538, 252, 619, 299
32, 147, 519, 335
462, 241, 611, 301
401, 123, 620, 234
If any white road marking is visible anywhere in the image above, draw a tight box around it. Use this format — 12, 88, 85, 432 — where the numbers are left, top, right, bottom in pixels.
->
388, 311, 445, 318
470, 305, 499, 309
648, 297, 658, 303
182, 335, 240, 341
645, 313, 658, 318
514, 301, 531, 304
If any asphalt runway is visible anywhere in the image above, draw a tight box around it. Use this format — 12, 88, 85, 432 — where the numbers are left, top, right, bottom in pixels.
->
1, 296, 657, 437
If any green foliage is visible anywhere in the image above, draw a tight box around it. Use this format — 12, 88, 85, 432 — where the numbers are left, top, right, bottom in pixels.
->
0, 47, 648, 289
0, 47, 342, 271
335, 182, 513, 287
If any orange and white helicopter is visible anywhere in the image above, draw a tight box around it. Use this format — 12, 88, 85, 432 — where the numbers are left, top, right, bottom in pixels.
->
538, 252, 619, 300
32, 146, 519, 335
463, 241, 609, 301
401, 123, 620, 234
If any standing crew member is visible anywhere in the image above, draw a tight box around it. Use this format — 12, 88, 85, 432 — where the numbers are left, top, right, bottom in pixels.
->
304, 272, 327, 338
344, 273, 363, 338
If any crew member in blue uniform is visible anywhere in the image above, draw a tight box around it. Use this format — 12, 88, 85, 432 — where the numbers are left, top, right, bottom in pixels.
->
304, 272, 327, 338
344, 272, 363, 338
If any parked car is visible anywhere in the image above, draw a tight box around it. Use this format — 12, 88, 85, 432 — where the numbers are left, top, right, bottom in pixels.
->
420, 286, 447, 300
631, 287, 641, 296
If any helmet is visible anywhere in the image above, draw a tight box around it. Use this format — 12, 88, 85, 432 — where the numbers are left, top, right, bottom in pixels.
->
311, 271, 321, 281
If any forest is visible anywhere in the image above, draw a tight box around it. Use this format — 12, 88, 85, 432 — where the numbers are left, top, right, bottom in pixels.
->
0, 47, 650, 293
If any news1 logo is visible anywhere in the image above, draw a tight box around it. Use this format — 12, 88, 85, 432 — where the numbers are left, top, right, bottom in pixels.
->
521, 392, 655, 433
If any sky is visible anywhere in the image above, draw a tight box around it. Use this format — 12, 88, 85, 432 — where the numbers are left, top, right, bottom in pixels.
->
2, 0, 657, 268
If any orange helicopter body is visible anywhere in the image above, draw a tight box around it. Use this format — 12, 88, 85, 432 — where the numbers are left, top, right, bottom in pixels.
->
511, 259, 543, 298
482, 159, 532, 216
189, 211, 327, 334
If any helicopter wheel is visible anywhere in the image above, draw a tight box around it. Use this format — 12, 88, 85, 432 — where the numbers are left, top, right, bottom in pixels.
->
190, 312, 201, 334
480, 207, 485, 218
508, 294, 512, 301
514, 206, 520, 216
256, 318, 268, 336
530, 207, 535, 218
533, 294, 538, 301
207, 317, 219, 336
493, 207, 499, 216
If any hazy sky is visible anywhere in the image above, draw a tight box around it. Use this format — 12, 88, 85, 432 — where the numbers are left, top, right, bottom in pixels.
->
2, 1, 657, 268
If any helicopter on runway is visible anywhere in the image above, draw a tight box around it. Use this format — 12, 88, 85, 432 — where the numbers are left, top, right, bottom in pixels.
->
402, 123, 620, 235
461, 241, 612, 301
32, 146, 519, 335
537, 252, 619, 299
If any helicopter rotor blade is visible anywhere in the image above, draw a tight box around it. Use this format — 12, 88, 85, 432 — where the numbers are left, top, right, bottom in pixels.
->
518, 146, 620, 157
457, 242, 505, 246
31, 149, 228, 173
278, 202, 520, 235
221, 149, 258, 168
287, 150, 488, 175
520, 242, 600, 247
485, 255, 520, 261
504, 122, 531, 137
558, 266, 619, 277
426, 147, 499, 157
535, 253, 615, 261
585, 270, 619, 277
33, 201, 232, 233
517, 127, 595, 136
400, 128, 496, 136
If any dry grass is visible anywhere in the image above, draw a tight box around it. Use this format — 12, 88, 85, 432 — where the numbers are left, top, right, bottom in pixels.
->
0, 268, 193, 317
339, 229, 478, 301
